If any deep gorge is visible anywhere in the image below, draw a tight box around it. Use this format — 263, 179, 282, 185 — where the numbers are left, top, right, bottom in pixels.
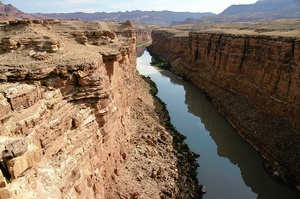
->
137, 50, 300, 199
148, 25, 300, 190
0, 18, 299, 199
0, 19, 199, 198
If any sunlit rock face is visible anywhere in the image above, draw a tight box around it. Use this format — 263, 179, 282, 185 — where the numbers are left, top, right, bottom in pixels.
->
149, 23, 300, 190
0, 19, 137, 198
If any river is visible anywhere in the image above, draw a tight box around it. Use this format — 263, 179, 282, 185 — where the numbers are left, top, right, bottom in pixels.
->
137, 51, 300, 199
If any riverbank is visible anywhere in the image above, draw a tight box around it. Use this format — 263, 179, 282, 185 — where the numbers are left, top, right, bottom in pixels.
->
106, 74, 202, 198
138, 50, 300, 198
147, 25, 300, 190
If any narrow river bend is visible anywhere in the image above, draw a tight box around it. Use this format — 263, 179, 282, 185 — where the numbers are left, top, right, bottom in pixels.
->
137, 51, 300, 199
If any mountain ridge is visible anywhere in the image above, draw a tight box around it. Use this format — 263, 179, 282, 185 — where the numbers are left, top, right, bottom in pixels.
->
0, 1, 215, 25
221, 0, 300, 15
203, 0, 300, 23
0, 1, 44, 20
1, 1, 300, 26
39, 10, 215, 25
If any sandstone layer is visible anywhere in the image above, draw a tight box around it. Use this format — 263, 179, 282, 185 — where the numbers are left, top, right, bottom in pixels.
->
135, 26, 153, 46
0, 19, 199, 198
148, 20, 300, 190
0, 18, 137, 199
134, 25, 153, 57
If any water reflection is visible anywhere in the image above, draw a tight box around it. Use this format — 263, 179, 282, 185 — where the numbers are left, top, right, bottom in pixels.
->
160, 69, 300, 199
137, 51, 300, 199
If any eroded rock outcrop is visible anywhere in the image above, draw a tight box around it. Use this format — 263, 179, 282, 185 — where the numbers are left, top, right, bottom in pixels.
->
135, 25, 154, 57
149, 22, 300, 190
0, 19, 200, 198
135, 26, 152, 45
0, 20, 137, 198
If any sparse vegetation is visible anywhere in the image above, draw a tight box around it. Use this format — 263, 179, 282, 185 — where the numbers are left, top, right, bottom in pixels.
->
136, 40, 152, 47
150, 59, 172, 70
140, 75, 202, 198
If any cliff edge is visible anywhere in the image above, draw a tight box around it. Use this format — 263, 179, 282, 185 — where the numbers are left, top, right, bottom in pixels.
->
149, 19, 300, 190
0, 19, 137, 198
0, 19, 199, 198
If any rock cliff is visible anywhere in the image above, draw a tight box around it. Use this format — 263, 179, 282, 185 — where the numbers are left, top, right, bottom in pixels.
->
135, 26, 153, 46
0, 19, 200, 198
149, 21, 300, 190
135, 25, 154, 57
0, 19, 137, 199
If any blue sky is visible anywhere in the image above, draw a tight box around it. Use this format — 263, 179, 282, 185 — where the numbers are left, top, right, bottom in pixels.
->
2, 0, 258, 14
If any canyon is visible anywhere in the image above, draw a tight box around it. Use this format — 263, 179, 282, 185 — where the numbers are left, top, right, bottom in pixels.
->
148, 19, 300, 191
0, 1, 300, 197
0, 19, 199, 198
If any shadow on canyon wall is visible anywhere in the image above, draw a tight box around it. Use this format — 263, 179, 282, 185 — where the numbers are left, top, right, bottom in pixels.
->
158, 68, 300, 199
136, 45, 150, 57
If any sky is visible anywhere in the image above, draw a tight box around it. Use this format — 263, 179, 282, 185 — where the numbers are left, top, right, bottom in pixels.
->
2, 0, 259, 14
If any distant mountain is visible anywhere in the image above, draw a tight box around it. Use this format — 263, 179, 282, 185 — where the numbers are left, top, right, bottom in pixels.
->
0, 1, 44, 20
0, 1, 25, 20
39, 10, 215, 26
3, 0, 298, 25
0, 1, 214, 26
221, 0, 300, 15
201, 0, 300, 23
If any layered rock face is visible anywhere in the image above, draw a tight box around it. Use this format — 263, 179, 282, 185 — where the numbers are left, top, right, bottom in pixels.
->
0, 19, 201, 199
134, 25, 153, 57
149, 23, 300, 189
0, 19, 137, 198
135, 26, 152, 45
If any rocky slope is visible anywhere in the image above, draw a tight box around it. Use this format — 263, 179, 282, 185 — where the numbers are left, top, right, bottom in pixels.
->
148, 20, 300, 190
0, 19, 199, 198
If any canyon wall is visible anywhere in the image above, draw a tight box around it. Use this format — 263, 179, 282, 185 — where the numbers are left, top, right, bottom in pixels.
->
135, 25, 153, 57
0, 19, 137, 198
0, 19, 201, 199
149, 27, 300, 189
135, 26, 152, 45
